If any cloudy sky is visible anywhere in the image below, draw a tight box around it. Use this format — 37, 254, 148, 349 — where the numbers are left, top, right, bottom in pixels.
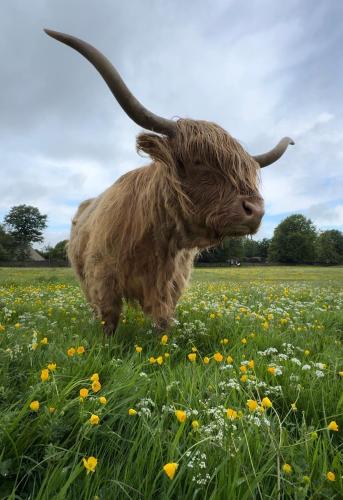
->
1, 0, 342, 247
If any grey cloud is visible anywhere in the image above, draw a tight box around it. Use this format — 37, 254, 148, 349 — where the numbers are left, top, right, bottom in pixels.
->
1, 0, 343, 245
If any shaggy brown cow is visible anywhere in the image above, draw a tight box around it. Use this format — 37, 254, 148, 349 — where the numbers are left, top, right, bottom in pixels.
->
45, 29, 294, 334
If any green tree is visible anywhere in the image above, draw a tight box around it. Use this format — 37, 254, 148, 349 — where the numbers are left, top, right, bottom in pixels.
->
242, 238, 261, 258
241, 237, 271, 261
42, 240, 69, 261
258, 238, 271, 260
196, 238, 244, 264
0, 225, 15, 260
4, 205, 47, 259
316, 230, 343, 265
196, 243, 228, 263
52, 240, 68, 260
269, 214, 317, 264
223, 237, 244, 260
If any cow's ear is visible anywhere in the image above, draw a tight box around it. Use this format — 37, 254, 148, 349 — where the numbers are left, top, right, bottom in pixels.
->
136, 133, 173, 167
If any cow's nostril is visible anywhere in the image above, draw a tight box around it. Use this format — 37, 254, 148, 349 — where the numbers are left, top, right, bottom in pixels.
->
243, 201, 253, 217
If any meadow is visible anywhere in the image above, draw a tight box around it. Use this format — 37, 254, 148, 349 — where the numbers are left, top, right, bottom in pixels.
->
0, 266, 342, 499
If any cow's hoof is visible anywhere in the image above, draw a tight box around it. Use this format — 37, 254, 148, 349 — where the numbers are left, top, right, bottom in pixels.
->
103, 323, 116, 336
154, 318, 169, 332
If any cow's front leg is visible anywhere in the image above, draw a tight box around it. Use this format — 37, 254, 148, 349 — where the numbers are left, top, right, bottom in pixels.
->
86, 263, 123, 336
100, 300, 123, 336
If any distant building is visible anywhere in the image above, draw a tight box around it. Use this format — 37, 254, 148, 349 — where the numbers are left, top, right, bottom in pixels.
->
28, 248, 46, 262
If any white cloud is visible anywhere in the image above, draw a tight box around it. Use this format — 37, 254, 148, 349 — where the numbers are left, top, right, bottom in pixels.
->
306, 203, 343, 226
1, 0, 343, 246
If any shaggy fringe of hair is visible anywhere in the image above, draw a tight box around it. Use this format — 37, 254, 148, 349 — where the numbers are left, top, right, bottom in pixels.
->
174, 119, 260, 194
93, 119, 260, 258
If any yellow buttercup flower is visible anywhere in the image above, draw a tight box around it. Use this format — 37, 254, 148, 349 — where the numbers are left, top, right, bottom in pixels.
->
89, 414, 100, 425
92, 380, 101, 393
338, 371, 343, 377
32, 343, 38, 351
67, 347, 75, 357
188, 353, 196, 362
40, 369, 49, 382
99, 396, 107, 405
90, 373, 99, 382
226, 408, 238, 420
156, 356, 163, 365
304, 349, 310, 356
241, 338, 247, 345
191, 420, 200, 429
14, 323, 21, 329
203, 357, 210, 364
326, 471, 335, 481
261, 397, 272, 408
327, 421, 339, 432
240, 375, 248, 383
226, 355, 233, 364
128, 408, 137, 416
80, 388, 89, 399
77, 346, 85, 354
248, 360, 254, 369
175, 410, 187, 423
49, 407, 56, 413
191, 347, 198, 352
291, 403, 297, 411
246, 400, 258, 412
83, 456, 98, 474
40, 337, 48, 345
135, 345, 142, 353
161, 334, 168, 345
163, 462, 178, 480
29, 400, 40, 411
267, 366, 276, 376
239, 365, 247, 373
213, 352, 223, 362
149, 357, 156, 364
47, 363, 56, 371
282, 463, 292, 474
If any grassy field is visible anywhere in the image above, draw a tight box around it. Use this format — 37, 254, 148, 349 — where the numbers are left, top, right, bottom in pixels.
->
0, 266, 342, 499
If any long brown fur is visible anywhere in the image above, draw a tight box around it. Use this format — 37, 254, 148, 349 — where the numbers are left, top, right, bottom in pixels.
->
68, 119, 261, 334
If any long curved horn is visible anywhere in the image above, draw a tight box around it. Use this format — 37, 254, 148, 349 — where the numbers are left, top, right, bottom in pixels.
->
253, 137, 295, 168
44, 29, 176, 136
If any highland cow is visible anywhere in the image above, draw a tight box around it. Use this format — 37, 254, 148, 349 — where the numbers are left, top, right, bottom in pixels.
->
45, 29, 294, 335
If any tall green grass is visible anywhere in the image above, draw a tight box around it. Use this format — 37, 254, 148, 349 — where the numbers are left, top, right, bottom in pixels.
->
0, 267, 342, 499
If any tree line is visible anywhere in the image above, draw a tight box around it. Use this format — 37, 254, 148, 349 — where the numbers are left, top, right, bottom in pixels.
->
198, 214, 343, 265
1, 206, 343, 265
